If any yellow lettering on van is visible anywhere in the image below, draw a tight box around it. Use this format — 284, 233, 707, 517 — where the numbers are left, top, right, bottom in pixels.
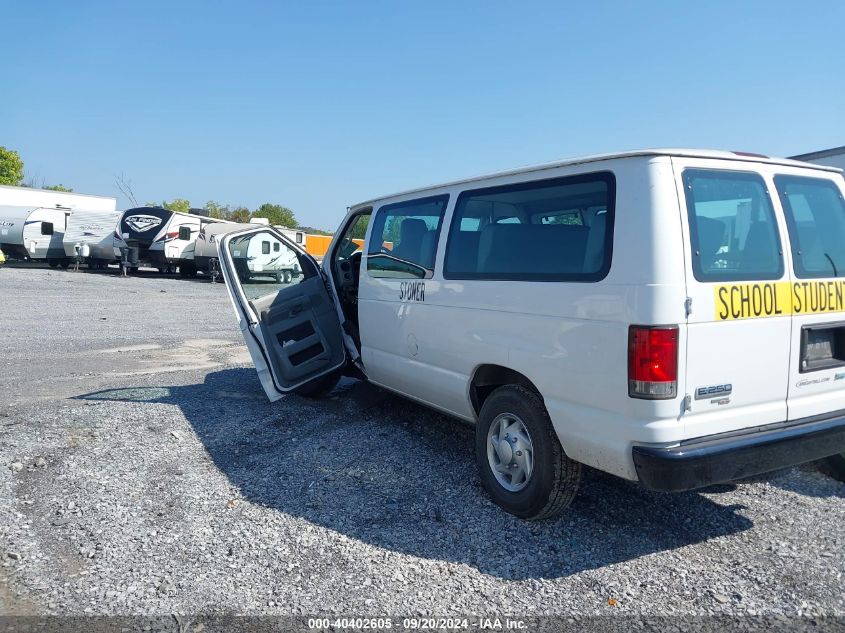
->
714, 281, 845, 320
791, 280, 845, 315
712, 282, 786, 320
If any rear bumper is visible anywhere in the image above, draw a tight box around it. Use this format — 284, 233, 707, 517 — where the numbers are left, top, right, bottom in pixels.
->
632, 410, 845, 492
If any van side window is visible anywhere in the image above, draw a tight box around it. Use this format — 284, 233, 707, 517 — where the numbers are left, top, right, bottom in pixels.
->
683, 169, 783, 282
774, 175, 845, 279
443, 172, 615, 281
178, 226, 191, 241
41, 222, 54, 236
367, 195, 449, 279
262, 241, 271, 255
273, 242, 280, 252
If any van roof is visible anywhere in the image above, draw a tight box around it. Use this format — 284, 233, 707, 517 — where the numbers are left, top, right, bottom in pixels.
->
351, 148, 842, 209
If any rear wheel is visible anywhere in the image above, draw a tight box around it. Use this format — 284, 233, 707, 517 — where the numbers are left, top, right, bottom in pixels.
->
179, 263, 197, 278
827, 454, 845, 482
283, 270, 293, 284
293, 369, 341, 398
48, 259, 59, 268
475, 385, 580, 520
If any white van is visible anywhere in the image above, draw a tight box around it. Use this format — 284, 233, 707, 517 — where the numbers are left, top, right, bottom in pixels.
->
218, 149, 845, 519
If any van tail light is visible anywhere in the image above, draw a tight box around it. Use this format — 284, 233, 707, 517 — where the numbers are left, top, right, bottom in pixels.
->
628, 325, 679, 399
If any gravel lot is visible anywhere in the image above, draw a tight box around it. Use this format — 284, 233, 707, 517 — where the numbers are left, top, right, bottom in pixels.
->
0, 265, 843, 620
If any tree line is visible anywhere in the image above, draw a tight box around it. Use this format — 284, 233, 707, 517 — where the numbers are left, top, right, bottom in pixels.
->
152, 198, 300, 229
0, 145, 332, 232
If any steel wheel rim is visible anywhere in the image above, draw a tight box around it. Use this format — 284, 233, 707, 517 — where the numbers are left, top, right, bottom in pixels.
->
486, 412, 534, 492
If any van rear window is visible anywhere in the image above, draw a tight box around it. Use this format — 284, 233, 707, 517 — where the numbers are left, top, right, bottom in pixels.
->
683, 169, 783, 282
443, 172, 615, 281
774, 175, 845, 279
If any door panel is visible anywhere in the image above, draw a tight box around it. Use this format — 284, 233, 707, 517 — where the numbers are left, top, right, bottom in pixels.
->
775, 172, 845, 420
672, 157, 792, 438
219, 227, 345, 399
251, 277, 345, 386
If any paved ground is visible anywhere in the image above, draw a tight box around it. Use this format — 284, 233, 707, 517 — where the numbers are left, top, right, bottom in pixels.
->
0, 265, 843, 619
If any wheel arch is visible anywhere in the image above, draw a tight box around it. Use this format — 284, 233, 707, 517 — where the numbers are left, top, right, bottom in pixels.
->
469, 364, 543, 418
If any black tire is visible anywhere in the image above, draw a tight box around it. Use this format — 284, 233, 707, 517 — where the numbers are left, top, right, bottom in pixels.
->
48, 260, 59, 268
293, 369, 341, 398
60, 260, 71, 269
179, 263, 198, 278
283, 270, 293, 284
827, 453, 845, 482
475, 385, 581, 520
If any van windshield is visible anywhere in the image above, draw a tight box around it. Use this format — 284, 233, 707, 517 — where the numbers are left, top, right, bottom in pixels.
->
774, 175, 845, 279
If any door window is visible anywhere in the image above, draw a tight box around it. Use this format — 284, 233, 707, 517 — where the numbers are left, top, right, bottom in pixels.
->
774, 175, 845, 279
41, 222, 54, 236
336, 213, 370, 264
443, 172, 614, 281
367, 195, 449, 279
683, 169, 783, 282
226, 230, 309, 302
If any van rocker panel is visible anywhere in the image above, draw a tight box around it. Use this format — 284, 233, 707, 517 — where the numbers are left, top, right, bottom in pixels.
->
632, 410, 845, 492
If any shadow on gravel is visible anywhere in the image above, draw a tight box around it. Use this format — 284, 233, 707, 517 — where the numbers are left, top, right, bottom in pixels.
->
78, 368, 758, 580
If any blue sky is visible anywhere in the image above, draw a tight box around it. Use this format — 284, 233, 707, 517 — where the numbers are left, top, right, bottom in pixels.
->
2, 1, 843, 229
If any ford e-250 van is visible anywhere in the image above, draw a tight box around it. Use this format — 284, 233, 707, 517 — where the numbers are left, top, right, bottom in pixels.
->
218, 149, 845, 519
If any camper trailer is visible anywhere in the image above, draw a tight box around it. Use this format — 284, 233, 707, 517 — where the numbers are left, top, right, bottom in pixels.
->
194, 221, 249, 277
116, 207, 228, 275
63, 207, 123, 268
228, 230, 301, 283
0, 205, 71, 265
0, 186, 117, 266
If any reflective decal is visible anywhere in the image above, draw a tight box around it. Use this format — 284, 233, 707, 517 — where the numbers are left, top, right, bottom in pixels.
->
125, 215, 163, 232
714, 281, 845, 320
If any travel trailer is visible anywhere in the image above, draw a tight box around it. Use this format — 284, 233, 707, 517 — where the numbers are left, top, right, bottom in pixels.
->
0, 205, 70, 265
218, 149, 845, 520
63, 207, 123, 268
116, 207, 228, 275
228, 229, 302, 283
193, 218, 274, 278
194, 221, 249, 277
0, 185, 117, 266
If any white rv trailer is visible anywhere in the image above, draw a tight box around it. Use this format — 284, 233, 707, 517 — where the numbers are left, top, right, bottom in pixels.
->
0, 185, 117, 265
228, 230, 301, 283
116, 207, 230, 275
0, 205, 70, 265
193, 218, 287, 280
62, 207, 124, 268
0, 184, 116, 213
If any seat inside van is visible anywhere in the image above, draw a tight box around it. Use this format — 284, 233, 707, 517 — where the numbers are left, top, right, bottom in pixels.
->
477, 223, 589, 275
